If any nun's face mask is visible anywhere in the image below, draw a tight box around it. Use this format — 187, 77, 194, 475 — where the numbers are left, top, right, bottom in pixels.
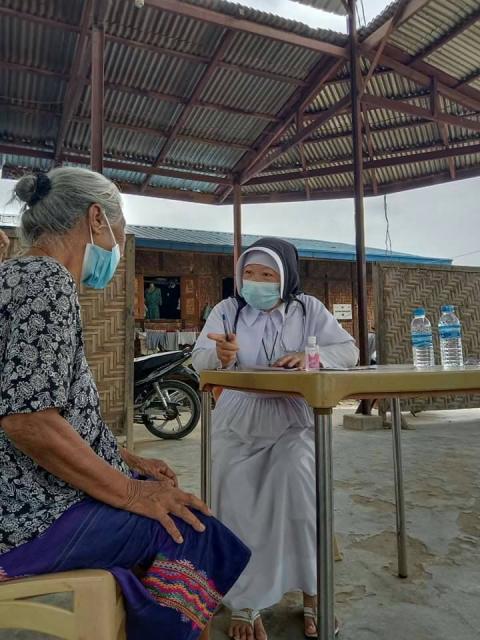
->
242, 264, 281, 311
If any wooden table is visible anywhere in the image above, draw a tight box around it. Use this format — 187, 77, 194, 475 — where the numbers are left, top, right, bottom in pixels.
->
200, 365, 480, 640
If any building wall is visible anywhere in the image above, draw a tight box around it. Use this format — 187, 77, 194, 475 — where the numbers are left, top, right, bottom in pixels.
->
135, 247, 375, 339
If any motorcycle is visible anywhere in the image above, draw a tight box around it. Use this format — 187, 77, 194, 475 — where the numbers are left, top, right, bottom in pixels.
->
134, 349, 201, 440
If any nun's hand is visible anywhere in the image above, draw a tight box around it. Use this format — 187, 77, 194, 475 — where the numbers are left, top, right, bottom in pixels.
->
207, 333, 239, 368
273, 352, 307, 369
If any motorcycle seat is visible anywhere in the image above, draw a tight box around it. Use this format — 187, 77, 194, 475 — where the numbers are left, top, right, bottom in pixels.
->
134, 351, 185, 379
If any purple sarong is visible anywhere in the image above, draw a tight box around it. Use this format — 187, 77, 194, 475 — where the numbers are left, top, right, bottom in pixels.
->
0, 496, 250, 639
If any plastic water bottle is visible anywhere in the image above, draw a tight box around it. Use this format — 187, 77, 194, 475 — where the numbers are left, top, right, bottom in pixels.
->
305, 336, 321, 371
438, 305, 463, 368
411, 308, 434, 368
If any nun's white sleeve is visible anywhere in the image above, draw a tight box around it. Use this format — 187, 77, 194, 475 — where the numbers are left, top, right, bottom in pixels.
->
306, 296, 360, 369
192, 301, 229, 372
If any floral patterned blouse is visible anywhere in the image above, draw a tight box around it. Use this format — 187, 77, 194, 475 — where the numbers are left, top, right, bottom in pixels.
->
0, 257, 129, 553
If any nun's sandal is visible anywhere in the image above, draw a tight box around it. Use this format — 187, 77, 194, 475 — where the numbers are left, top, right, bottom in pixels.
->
229, 609, 267, 640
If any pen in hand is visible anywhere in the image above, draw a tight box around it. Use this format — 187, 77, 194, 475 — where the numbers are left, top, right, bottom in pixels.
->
222, 314, 231, 342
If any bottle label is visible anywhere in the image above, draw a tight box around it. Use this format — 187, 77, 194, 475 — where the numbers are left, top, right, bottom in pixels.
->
439, 325, 461, 340
307, 353, 321, 370
411, 333, 433, 348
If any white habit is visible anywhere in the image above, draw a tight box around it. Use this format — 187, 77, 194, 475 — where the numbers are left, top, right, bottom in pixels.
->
192, 294, 359, 610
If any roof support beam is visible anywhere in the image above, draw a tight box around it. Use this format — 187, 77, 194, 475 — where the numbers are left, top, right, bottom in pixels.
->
246, 140, 480, 185
243, 95, 351, 183
297, 113, 311, 199
144, 0, 348, 59
361, 93, 480, 133
361, 106, 378, 195
54, 0, 93, 165
90, 0, 109, 173
431, 76, 455, 180
361, 0, 431, 49
409, 7, 480, 64
0, 143, 231, 185
139, 29, 236, 192
0, 9, 309, 88
218, 57, 345, 202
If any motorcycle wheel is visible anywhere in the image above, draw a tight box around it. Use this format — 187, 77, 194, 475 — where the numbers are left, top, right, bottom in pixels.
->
142, 379, 201, 440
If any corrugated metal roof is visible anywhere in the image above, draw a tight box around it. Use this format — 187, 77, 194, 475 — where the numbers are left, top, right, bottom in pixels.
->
291, 0, 348, 16
126, 224, 450, 264
2, 0, 480, 204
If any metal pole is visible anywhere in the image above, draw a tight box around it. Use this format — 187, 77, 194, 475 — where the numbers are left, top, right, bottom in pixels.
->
233, 180, 242, 289
314, 409, 335, 640
201, 390, 212, 507
349, 0, 369, 370
391, 398, 408, 578
91, 6, 105, 173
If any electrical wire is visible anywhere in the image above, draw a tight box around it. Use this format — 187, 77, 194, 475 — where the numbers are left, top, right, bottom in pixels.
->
359, 0, 367, 27
450, 249, 480, 260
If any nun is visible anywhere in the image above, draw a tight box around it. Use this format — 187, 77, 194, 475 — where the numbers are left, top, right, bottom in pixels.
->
192, 238, 359, 640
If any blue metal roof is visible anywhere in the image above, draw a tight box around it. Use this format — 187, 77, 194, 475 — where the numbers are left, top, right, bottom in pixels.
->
126, 224, 451, 265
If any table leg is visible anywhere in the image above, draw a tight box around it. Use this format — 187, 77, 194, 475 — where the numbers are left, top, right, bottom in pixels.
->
201, 390, 212, 507
391, 397, 408, 578
314, 409, 335, 640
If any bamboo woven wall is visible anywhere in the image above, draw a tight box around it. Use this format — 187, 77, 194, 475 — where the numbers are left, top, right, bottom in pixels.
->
2, 229, 135, 438
373, 262, 480, 412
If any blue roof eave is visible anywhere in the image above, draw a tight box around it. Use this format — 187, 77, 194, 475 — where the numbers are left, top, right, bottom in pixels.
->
133, 238, 451, 265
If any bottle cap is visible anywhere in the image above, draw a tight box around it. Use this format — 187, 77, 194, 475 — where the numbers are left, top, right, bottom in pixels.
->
413, 307, 425, 317
441, 304, 454, 313
307, 336, 317, 346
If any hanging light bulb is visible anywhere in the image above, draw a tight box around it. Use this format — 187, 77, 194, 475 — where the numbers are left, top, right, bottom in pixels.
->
134, 0, 144, 7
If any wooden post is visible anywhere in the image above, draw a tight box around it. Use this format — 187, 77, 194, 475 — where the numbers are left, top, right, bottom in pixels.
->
349, 0, 369, 372
91, 1, 105, 173
233, 180, 242, 287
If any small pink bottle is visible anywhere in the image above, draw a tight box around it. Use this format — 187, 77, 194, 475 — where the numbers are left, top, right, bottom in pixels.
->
305, 336, 321, 371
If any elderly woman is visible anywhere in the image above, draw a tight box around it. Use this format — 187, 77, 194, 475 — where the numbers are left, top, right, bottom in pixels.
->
193, 238, 359, 640
0, 168, 250, 640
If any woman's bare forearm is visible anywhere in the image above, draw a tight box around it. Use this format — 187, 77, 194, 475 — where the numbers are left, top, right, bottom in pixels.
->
1, 409, 132, 509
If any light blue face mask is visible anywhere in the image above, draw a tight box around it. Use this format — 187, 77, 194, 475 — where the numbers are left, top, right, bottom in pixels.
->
241, 281, 281, 311
81, 216, 121, 290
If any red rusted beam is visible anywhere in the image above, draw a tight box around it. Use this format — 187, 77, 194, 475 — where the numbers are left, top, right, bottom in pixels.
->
144, 0, 348, 59
242, 95, 351, 183
349, 0, 368, 373
0, 143, 231, 185
361, 93, 480, 132
361, 0, 431, 49
140, 29, 236, 192
224, 165, 480, 204
217, 57, 345, 203
233, 181, 242, 284
0, 7, 81, 32
247, 140, 480, 186
410, 7, 480, 65
90, 1, 108, 173
54, 0, 93, 165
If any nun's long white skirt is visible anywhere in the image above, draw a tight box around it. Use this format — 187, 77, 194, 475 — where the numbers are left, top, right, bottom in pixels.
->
212, 390, 317, 611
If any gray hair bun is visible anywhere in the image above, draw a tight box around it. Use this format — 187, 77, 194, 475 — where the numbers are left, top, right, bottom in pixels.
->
15, 174, 52, 206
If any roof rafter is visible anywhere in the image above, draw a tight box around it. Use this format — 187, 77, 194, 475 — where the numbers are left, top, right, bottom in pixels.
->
361, 0, 431, 50
144, 0, 348, 59
139, 29, 236, 192
245, 140, 480, 186
53, 0, 93, 165
217, 57, 345, 202
409, 6, 480, 65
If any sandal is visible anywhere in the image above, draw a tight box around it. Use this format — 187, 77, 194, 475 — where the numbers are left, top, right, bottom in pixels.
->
229, 609, 264, 639
304, 606, 340, 638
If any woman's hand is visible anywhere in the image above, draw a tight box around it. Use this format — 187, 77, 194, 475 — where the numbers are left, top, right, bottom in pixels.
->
125, 479, 211, 544
121, 449, 178, 487
273, 352, 307, 369
207, 333, 239, 368
0, 229, 9, 261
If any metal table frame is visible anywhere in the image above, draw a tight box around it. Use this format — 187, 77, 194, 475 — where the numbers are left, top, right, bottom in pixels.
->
200, 365, 480, 640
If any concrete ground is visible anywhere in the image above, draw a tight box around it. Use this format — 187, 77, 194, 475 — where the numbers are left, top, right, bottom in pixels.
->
3, 405, 480, 639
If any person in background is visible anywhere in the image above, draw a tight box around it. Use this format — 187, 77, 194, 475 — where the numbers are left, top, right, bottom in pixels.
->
145, 281, 162, 320
193, 238, 359, 640
0, 167, 250, 640
0, 229, 10, 262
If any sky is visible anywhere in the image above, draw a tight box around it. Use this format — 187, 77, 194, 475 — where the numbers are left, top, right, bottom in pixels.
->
2, 0, 480, 266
